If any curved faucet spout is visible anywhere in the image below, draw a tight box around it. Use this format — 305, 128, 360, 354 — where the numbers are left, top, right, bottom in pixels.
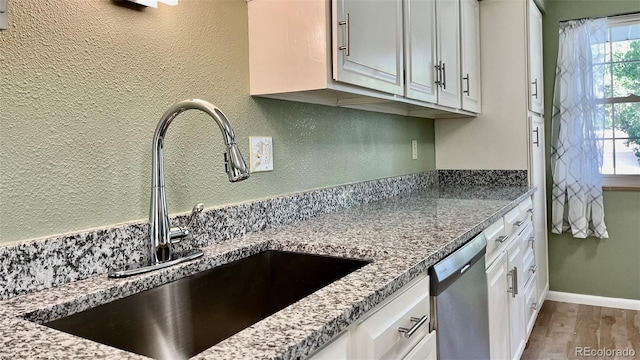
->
150, 99, 250, 264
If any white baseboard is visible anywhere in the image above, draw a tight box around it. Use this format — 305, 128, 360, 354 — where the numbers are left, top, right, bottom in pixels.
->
547, 291, 640, 311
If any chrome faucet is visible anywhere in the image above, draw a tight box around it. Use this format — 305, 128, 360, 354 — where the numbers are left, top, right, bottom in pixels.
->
109, 99, 249, 278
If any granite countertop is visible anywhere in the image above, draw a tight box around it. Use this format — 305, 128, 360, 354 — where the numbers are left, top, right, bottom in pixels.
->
0, 185, 535, 359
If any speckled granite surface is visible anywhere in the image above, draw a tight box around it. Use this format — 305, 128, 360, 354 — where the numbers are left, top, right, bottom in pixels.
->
0, 172, 436, 301
438, 169, 528, 187
0, 184, 535, 360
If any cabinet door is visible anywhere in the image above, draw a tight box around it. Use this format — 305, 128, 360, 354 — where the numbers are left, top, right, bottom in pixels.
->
529, 113, 549, 305
527, 0, 544, 114
355, 275, 430, 359
404, 0, 438, 103
460, 0, 481, 113
435, 0, 461, 108
402, 330, 437, 360
486, 252, 510, 360
333, 0, 404, 95
506, 235, 526, 360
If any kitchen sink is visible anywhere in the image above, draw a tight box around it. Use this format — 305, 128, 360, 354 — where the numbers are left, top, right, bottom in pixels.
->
41, 250, 369, 359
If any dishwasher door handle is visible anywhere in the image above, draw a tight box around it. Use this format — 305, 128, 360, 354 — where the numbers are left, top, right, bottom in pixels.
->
398, 315, 428, 338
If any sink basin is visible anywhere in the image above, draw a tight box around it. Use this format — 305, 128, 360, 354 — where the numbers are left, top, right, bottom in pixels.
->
41, 250, 369, 359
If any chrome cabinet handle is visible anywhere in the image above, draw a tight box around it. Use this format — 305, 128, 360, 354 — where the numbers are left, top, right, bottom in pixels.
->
527, 208, 535, 214
441, 62, 447, 89
435, 61, 442, 87
513, 267, 518, 297
507, 269, 514, 297
528, 236, 536, 249
533, 127, 539, 147
530, 302, 538, 310
532, 79, 538, 99
508, 267, 518, 298
514, 220, 525, 226
398, 315, 428, 338
463, 73, 470, 95
530, 265, 538, 274
339, 13, 350, 56
496, 235, 508, 244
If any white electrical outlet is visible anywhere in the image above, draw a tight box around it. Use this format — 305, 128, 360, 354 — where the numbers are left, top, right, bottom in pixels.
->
412, 140, 418, 160
249, 136, 273, 172
0, 0, 8, 30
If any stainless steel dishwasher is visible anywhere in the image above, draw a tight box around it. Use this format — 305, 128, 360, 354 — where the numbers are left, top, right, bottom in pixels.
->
429, 232, 490, 360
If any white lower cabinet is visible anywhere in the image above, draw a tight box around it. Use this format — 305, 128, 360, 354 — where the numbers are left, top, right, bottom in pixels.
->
524, 274, 538, 336
402, 330, 437, 360
486, 251, 510, 360
486, 197, 540, 360
307, 274, 435, 360
307, 331, 350, 360
506, 231, 526, 360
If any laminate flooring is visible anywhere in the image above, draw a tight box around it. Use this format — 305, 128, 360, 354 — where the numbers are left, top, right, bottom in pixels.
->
521, 301, 640, 360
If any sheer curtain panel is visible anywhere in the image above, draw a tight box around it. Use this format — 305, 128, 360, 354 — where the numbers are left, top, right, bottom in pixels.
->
551, 18, 609, 239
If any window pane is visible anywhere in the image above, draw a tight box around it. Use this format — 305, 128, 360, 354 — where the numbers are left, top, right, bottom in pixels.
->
603, 103, 613, 132
603, 63, 613, 98
612, 102, 640, 140
612, 61, 640, 97
611, 39, 640, 62
602, 139, 615, 174
614, 138, 640, 174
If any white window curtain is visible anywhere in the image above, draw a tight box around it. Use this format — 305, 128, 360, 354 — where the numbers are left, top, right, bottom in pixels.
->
551, 18, 609, 239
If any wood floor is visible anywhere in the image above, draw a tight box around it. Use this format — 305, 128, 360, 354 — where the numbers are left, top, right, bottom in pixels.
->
521, 301, 640, 360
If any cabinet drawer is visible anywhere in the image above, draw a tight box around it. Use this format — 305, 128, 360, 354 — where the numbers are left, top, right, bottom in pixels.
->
517, 197, 534, 219
356, 275, 430, 360
520, 222, 535, 264
483, 218, 506, 267
504, 197, 534, 236
523, 245, 536, 287
307, 331, 349, 360
503, 207, 521, 236
524, 275, 538, 336
402, 330, 437, 360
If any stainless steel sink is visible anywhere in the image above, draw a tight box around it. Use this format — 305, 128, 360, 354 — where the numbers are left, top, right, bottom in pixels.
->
41, 250, 369, 359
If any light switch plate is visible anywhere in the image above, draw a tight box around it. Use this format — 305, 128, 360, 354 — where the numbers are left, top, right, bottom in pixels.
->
412, 140, 418, 160
0, 0, 8, 30
249, 136, 273, 172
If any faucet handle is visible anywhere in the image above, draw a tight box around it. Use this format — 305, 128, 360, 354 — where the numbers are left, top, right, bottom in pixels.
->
170, 203, 205, 244
187, 203, 205, 228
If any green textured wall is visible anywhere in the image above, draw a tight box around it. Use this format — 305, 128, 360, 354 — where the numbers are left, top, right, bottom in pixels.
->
543, 0, 640, 300
0, 0, 435, 244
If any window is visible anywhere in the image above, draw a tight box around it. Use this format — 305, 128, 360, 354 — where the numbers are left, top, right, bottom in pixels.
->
595, 15, 640, 187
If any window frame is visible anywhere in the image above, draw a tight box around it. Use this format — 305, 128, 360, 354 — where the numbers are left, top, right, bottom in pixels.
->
597, 15, 640, 189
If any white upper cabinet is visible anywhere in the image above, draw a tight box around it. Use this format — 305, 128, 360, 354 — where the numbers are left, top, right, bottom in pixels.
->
435, 0, 462, 109
247, 0, 480, 119
528, 0, 544, 115
333, 0, 404, 95
404, 0, 469, 110
460, 0, 482, 113
404, 0, 438, 103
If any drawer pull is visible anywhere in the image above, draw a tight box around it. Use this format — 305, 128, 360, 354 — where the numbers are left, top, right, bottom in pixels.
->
514, 220, 525, 227
508, 267, 518, 298
496, 235, 508, 244
398, 315, 428, 338
527, 208, 534, 214
529, 265, 538, 274
530, 302, 538, 310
